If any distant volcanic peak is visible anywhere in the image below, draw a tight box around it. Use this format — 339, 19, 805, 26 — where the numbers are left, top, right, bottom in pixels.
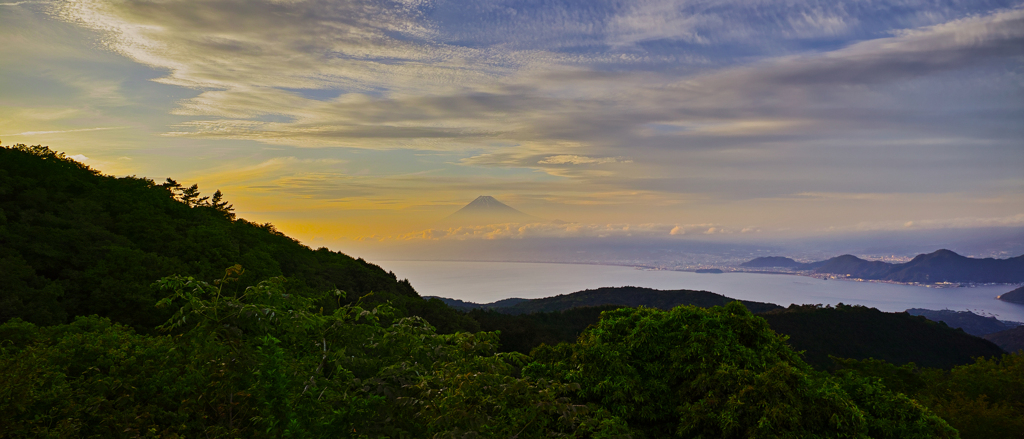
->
456, 196, 523, 214
440, 195, 540, 226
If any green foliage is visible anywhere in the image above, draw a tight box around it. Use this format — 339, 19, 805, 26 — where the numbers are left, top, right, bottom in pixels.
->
0, 316, 193, 438
833, 354, 1024, 439
2, 268, 627, 437
470, 305, 622, 354
835, 372, 958, 439
526, 303, 956, 438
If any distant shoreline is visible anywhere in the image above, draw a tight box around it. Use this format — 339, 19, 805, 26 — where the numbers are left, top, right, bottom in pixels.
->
373, 258, 1022, 290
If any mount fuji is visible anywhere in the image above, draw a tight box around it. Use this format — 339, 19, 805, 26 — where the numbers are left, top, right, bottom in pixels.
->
438, 196, 541, 227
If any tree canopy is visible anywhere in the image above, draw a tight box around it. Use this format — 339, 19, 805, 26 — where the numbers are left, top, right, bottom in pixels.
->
525, 303, 956, 439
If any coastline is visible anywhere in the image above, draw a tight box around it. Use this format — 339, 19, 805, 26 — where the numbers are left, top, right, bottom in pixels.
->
372, 258, 1022, 290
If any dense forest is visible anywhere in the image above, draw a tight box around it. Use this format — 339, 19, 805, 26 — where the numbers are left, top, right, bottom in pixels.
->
2, 144, 1023, 438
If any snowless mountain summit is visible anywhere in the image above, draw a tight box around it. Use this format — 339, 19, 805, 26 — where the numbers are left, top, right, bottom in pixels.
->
439, 195, 540, 227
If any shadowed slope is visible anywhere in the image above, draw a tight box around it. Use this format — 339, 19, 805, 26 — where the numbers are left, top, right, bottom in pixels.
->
761, 304, 1005, 369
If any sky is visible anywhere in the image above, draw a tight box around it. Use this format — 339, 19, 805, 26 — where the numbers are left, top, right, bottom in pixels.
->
2, 0, 1023, 260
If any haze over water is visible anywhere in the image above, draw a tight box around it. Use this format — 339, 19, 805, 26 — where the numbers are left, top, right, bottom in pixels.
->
378, 260, 1024, 323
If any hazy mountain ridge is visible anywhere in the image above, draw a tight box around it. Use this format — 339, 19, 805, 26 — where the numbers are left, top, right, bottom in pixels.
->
906, 309, 1022, 337
427, 296, 530, 311
983, 326, 1024, 353
432, 286, 783, 315
740, 256, 821, 269
741, 249, 1024, 283
760, 304, 1005, 369
814, 254, 893, 279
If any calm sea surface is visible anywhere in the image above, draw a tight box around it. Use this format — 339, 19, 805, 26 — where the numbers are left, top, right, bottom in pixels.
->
376, 260, 1024, 322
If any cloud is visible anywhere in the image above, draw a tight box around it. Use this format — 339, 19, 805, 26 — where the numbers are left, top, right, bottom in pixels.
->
537, 155, 631, 165
426, 0, 994, 51
2, 126, 126, 136
382, 212, 1024, 242
46, 1, 1023, 157
393, 222, 667, 241
385, 220, 754, 241
850, 214, 1024, 232
745, 8, 1024, 87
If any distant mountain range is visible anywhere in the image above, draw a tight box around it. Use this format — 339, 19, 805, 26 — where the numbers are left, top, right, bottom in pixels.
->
740, 249, 1024, 283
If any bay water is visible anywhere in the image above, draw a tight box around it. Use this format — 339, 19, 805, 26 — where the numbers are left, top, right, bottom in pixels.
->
376, 260, 1024, 323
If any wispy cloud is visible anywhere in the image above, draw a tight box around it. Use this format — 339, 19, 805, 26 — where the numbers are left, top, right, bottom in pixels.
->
537, 155, 632, 165
46, 1, 1024, 159
382, 212, 1024, 242
383, 219, 782, 241
847, 214, 1024, 232
390, 222, 683, 241
2, 126, 127, 136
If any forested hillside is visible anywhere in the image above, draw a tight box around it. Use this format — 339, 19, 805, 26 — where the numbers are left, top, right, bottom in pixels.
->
0, 144, 475, 332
